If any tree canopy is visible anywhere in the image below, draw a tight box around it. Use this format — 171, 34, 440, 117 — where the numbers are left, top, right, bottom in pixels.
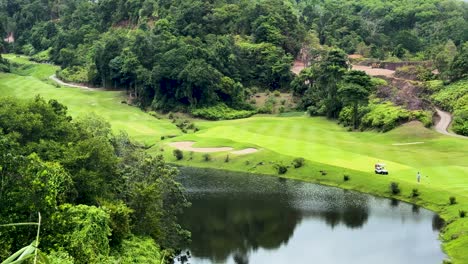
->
2, 0, 466, 112
0, 96, 189, 262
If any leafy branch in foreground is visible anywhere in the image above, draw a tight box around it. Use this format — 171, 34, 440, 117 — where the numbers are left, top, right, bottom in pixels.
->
1, 213, 42, 264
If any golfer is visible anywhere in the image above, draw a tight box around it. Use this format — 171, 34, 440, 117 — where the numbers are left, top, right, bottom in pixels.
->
417, 172, 421, 183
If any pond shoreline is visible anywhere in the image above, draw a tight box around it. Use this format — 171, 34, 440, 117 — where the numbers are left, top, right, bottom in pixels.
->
173, 164, 452, 262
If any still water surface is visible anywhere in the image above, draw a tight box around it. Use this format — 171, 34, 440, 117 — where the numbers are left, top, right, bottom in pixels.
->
176, 168, 446, 264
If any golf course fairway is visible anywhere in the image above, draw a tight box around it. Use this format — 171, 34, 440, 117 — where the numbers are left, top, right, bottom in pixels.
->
1, 55, 467, 263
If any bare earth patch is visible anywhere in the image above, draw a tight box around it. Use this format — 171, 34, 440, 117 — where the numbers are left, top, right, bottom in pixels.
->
352, 65, 395, 77
168, 141, 258, 154
291, 60, 306, 75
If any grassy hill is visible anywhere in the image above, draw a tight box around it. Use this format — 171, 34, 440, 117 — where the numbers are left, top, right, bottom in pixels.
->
0, 54, 180, 144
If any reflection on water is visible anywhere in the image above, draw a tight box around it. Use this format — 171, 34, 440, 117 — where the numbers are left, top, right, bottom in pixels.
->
176, 168, 445, 264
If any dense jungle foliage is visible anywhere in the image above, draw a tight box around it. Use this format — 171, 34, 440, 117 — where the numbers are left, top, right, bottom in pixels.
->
0, 96, 189, 263
1, 0, 467, 115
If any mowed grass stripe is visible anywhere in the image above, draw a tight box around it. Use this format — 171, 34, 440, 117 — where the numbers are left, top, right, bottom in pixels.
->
0, 72, 180, 144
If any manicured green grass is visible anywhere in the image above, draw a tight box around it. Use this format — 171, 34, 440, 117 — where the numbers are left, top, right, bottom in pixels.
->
156, 110, 468, 263
2, 56, 468, 263
0, 55, 180, 144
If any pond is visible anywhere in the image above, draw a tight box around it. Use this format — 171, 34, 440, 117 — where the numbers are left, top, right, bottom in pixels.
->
175, 168, 446, 264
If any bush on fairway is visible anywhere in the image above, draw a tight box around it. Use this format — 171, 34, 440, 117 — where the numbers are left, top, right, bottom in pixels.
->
274, 164, 288, 175
460, 210, 466, 218
390, 182, 401, 195
292, 158, 305, 168
203, 153, 212, 162
411, 188, 420, 198
449, 196, 457, 205
173, 149, 184, 160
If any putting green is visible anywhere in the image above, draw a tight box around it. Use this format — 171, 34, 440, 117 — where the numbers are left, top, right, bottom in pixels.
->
1, 55, 468, 263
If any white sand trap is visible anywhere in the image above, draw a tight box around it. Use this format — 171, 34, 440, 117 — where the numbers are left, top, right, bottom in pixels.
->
168, 141, 233, 153
168, 141, 258, 154
231, 148, 258, 155
392, 142, 425, 146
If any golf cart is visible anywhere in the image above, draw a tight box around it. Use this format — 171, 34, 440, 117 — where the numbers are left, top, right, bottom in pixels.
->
375, 163, 388, 175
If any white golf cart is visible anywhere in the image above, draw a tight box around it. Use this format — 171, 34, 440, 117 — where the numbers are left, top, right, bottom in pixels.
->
375, 163, 388, 175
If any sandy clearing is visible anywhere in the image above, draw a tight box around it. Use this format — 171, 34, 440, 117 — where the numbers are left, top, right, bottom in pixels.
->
168, 141, 258, 154
351, 65, 395, 77
392, 142, 425, 146
291, 62, 396, 77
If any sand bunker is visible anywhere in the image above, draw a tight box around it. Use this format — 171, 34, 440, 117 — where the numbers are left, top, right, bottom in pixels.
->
168, 141, 258, 155
392, 142, 425, 146
231, 148, 258, 155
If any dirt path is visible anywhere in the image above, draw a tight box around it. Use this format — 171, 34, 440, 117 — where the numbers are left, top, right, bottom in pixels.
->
50, 75, 101, 91
168, 141, 258, 155
435, 108, 467, 139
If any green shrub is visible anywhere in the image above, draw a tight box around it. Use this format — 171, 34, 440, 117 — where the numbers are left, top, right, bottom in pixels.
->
410, 110, 432, 127
57, 66, 89, 83
460, 210, 466, 218
280, 99, 287, 105
173, 149, 183, 160
411, 188, 420, 198
249, 98, 256, 104
273, 90, 281, 97
0, 56, 10, 73
339, 105, 369, 128
390, 182, 401, 195
265, 96, 277, 106
279, 106, 285, 113
292, 158, 305, 168
370, 77, 388, 86
343, 175, 350, 181
191, 104, 256, 120
432, 80, 468, 112
449, 196, 457, 205
258, 105, 273, 114
452, 107, 468, 136
30, 48, 51, 63
424, 80, 444, 93
203, 153, 211, 162
395, 65, 434, 81
147, 111, 161, 119
361, 101, 411, 131
187, 123, 195, 130
274, 163, 288, 175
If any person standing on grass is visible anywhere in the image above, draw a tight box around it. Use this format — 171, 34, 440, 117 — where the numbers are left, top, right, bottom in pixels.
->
417, 172, 421, 183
